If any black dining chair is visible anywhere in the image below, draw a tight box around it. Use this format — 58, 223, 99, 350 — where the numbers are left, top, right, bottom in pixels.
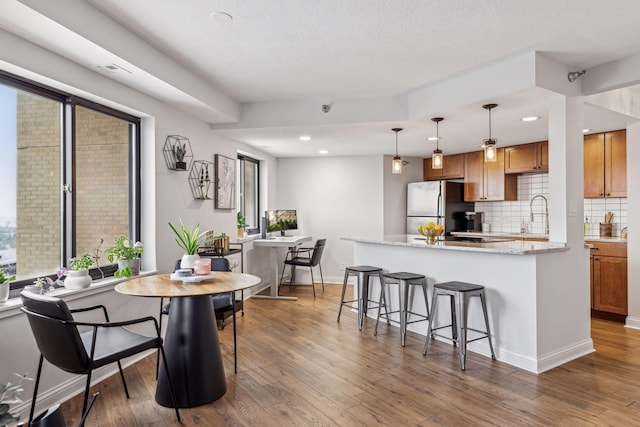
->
279, 238, 326, 297
21, 292, 180, 426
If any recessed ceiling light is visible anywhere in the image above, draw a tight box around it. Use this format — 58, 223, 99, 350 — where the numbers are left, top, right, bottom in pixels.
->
318, 150, 329, 154
299, 136, 311, 141
521, 116, 540, 122
427, 137, 439, 141
583, 129, 591, 133
210, 11, 233, 21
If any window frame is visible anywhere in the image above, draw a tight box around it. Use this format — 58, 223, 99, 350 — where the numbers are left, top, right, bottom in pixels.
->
0, 70, 141, 293
237, 154, 260, 235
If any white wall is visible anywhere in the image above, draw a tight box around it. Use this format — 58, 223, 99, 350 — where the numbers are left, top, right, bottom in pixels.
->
383, 155, 423, 234
625, 122, 640, 328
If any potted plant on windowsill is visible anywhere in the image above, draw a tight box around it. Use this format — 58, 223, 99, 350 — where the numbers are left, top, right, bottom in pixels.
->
169, 218, 206, 269
65, 253, 93, 289
106, 236, 144, 278
0, 268, 15, 303
237, 211, 246, 238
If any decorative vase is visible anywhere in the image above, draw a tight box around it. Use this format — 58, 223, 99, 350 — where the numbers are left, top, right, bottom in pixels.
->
118, 258, 141, 276
65, 269, 92, 289
0, 282, 9, 302
237, 229, 245, 238
181, 254, 200, 270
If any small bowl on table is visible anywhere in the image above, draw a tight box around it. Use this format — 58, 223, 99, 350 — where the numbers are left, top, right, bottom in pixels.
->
418, 228, 443, 244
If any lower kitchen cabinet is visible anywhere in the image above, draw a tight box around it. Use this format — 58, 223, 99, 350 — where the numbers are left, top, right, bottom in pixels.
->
589, 241, 627, 317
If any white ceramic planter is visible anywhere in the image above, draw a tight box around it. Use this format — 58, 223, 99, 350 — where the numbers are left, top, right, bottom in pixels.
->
118, 258, 141, 276
0, 282, 9, 302
65, 269, 92, 289
180, 254, 200, 270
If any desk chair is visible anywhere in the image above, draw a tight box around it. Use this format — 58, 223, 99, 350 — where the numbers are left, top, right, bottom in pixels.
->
279, 238, 326, 297
21, 292, 181, 426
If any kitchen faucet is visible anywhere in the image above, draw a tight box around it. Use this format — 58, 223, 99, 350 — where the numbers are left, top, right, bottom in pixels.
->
529, 194, 549, 235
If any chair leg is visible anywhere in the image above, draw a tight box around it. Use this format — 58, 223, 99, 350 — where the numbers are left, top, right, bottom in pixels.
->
374, 280, 386, 336
116, 360, 130, 398
28, 355, 44, 426
83, 369, 93, 416
159, 345, 182, 422
319, 263, 325, 291
278, 263, 288, 291
156, 297, 164, 380
310, 267, 316, 298
232, 297, 238, 373
423, 288, 439, 356
337, 270, 350, 322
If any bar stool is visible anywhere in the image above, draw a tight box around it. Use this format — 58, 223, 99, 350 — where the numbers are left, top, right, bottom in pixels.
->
423, 281, 496, 370
374, 272, 430, 346
337, 265, 387, 330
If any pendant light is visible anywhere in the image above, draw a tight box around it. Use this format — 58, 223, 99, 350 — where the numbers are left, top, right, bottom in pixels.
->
391, 127, 403, 174
431, 117, 444, 170
481, 103, 498, 163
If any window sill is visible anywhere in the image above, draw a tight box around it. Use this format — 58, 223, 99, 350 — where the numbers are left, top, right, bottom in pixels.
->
0, 271, 157, 320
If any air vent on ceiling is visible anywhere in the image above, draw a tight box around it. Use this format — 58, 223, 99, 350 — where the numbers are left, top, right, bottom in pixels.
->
96, 63, 132, 74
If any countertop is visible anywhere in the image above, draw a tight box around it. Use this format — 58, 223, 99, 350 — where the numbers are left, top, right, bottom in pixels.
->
584, 236, 627, 244
454, 231, 627, 244
341, 234, 568, 255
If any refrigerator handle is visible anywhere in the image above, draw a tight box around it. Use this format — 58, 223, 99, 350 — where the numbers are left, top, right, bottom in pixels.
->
437, 182, 443, 224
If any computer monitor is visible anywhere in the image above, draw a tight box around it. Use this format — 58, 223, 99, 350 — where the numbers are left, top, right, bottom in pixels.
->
265, 210, 298, 236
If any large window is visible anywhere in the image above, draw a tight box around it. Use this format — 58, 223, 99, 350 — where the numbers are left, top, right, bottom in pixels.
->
238, 155, 260, 235
0, 71, 140, 290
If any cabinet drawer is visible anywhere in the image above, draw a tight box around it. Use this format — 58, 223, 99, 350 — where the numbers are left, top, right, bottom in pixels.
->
587, 241, 627, 257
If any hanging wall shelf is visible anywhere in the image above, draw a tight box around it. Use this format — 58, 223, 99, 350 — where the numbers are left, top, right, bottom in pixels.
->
188, 160, 213, 200
163, 135, 193, 171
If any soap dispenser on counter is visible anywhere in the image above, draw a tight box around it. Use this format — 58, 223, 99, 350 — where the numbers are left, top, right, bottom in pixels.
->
584, 217, 590, 236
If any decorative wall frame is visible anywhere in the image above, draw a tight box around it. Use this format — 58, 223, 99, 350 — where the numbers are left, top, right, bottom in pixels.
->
188, 160, 213, 200
163, 135, 193, 171
214, 154, 236, 209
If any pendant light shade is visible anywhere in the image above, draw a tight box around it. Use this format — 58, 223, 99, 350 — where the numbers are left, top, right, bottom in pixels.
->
482, 103, 498, 163
431, 117, 444, 170
392, 128, 403, 174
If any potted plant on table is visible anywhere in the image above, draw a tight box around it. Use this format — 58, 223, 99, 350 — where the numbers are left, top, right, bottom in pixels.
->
106, 236, 144, 278
0, 268, 15, 303
169, 218, 205, 269
65, 253, 93, 289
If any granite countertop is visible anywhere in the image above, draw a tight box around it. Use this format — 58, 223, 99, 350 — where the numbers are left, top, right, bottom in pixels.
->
584, 236, 627, 244
341, 235, 568, 255
451, 231, 549, 240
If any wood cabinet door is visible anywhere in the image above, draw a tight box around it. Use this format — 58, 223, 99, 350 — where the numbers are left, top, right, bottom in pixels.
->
484, 148, 517, 201
605, 130, 627, 197
442, 153, 465, 179
464, 151, 484, 201
592, 255, 628, 315
504, 143, 537, 173
423, 158, 442, 181
537, 141, 549, 171
584, 133, 605, 198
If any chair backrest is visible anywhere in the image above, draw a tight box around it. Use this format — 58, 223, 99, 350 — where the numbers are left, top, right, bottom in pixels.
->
211, 257, 231, 272
21, 292, 90, 374
310, 239, 326, 267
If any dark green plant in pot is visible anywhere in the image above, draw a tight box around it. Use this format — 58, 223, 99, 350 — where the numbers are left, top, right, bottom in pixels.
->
106, 236, 144, 278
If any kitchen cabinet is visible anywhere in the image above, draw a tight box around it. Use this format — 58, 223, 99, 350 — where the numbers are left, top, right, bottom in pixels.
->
464, 149, 517, 202
588, 241, 627, 316
584, 130, 626, 198
423, 153, 465, 180
504, 141, 548, 174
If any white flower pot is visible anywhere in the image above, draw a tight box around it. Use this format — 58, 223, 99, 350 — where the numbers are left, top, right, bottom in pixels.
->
180, 254, 200, 270
118, 258, 141, 276
0, 282, 9, 302
65, 269, 92, 289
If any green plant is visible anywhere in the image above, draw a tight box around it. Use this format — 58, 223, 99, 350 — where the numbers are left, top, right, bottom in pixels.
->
169, 218, 203, 255
68, 253, 93, 271
237, 211, 246, 230
173, 143, 186, 162
106, 236, 144, 263
0, 374, 31, 427
0, 268, 14, 284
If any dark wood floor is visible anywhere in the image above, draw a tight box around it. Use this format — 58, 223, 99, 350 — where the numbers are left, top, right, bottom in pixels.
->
59, 283, 640, 426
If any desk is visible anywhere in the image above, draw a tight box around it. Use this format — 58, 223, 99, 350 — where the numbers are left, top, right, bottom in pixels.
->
253, 235, 312, 300
115, 272, 261, 408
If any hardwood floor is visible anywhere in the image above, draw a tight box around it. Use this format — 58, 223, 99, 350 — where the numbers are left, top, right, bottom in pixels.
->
59, 283, 640, 426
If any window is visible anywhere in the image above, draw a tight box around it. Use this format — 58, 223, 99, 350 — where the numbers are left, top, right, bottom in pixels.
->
0, 71, 140, 291
238, 155, 260, 235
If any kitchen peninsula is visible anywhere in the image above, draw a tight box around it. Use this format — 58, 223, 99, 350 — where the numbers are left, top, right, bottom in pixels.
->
341, 234, 593, 374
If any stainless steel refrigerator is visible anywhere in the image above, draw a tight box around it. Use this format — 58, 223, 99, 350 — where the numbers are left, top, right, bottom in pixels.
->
406, 181, 473, 235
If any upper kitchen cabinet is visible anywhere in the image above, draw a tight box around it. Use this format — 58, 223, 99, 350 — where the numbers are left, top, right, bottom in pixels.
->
504, 141, 548, 174
423, 153, 465, 181
464, 149, 517, 202
584, 130, 626, 198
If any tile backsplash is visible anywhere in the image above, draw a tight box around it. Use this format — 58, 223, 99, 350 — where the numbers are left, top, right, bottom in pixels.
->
474, 173, 627, 237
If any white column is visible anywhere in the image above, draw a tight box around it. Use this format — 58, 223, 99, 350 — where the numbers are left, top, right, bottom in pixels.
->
625, 122, 640, 328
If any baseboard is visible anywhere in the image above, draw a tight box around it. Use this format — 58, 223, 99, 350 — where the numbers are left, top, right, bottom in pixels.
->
534, 339, 595, 373
625, 316, 640, 330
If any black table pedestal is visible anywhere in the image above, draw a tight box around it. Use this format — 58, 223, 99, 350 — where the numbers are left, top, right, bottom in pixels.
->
156, 295, 226, 408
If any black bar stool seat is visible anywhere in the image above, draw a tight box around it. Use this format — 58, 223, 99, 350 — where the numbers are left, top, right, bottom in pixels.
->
423, 281, 496, 370
375, 272, 430, 346
337, 265, 387, 330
